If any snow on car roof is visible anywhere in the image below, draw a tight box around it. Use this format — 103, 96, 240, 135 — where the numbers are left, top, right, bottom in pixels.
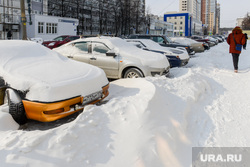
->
170, 37, 199, 45
0, 40, 108, 101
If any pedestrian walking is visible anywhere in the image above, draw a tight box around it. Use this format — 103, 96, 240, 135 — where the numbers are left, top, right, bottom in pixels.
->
227, 26, 246, 73
7, 30, 12, 40
243, 33, 248, 50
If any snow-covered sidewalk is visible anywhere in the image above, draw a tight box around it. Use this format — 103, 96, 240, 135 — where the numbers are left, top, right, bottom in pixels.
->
1, 42, 250, 167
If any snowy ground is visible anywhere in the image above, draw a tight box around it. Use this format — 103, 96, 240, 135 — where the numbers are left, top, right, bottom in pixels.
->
1, 41, 250, 167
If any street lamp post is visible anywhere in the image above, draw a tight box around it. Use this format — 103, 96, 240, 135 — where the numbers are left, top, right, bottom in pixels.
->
20, 0, 27, 40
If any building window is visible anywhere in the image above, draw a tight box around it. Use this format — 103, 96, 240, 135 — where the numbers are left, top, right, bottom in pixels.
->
180, 27, 183, 30
175, 16, 177, 19
175, 27, 177, 30
33, 0, 42, 2
180, 21, 183, 24
174, 22, 177, 25
38, 22, 44, 34
46, 23, 57, 34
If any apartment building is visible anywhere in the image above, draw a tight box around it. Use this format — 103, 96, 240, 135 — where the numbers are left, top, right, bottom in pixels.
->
178, 0, 202, 35
0, 0, 47, 39
47, 0, 146, 36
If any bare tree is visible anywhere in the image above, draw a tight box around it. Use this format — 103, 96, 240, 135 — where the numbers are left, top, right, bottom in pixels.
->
242, 13, 250, 30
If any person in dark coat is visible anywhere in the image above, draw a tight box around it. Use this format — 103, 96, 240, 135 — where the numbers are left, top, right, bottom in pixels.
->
227, 26, 246, 73
7, 30, 12, 40
243, 33, 248, 50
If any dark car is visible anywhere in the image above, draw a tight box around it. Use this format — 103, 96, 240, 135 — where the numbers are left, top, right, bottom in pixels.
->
42, 35, 80, 49
128, 34, 195, 55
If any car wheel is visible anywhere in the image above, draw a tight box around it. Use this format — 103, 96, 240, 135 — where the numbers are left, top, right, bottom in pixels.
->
124, 68, 143, 78
6, 89, 27, 125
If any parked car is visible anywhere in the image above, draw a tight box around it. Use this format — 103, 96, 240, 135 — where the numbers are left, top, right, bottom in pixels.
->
54, 36, 170, 79
127, 34, 195, 55
126, 39, 190, 68
170, 37, 205, 53
189, 35, 216, 47
211, 35, 223, 43
204, 36, 219, 45
0, 40, 109, 124
42, 35, 80, 49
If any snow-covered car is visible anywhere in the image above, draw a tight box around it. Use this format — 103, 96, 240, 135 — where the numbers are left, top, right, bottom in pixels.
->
205, 36, 219, 45
0, 40, 109, 124
170, 37, 205, 53
126, 39, 190, 68
54, 36, 170, 79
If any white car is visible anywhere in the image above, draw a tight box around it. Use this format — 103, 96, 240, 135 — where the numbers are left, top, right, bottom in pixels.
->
126, 39, 190, 67
170, 37, 205, 53
54, 36, 170, 79
0, 40, 109, 124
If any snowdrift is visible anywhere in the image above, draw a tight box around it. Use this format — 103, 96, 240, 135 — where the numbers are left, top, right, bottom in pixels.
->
1, 42, 250, 167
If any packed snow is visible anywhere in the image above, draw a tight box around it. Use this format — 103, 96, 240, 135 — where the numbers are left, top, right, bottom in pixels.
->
1, 41, 250, 167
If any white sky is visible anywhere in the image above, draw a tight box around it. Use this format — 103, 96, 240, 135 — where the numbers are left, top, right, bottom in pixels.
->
146, 0, 250, 28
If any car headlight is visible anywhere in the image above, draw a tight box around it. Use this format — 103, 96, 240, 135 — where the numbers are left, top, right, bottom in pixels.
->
48, 42, 55, 46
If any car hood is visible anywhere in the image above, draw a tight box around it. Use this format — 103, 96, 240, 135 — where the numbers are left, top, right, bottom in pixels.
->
0, 40, 109, 102
119, 48, 170, 69
146, 47, 189, 60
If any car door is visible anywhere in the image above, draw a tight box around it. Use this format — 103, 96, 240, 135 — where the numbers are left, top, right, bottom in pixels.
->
90, 42, 119, 78
69, 41, 91, 64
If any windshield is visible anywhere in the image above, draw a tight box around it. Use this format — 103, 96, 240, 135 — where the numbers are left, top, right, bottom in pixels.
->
164, 36, 173, 43
53, 36, 68, 41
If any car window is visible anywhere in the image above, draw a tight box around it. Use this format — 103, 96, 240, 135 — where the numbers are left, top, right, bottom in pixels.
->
164, 36, 172, 43
53, 36, 68, 41
68, 36, 80, 41
127, 41, 145, 49
74, 42, 88, 53
152, 36, 164, 44
92, 43, 109, 54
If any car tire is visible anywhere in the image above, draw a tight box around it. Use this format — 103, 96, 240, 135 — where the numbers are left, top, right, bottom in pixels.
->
6, 89, 27, 125
124, 68, 143, 78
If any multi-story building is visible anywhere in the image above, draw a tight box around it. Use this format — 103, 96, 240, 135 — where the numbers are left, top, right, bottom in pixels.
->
179, 0, 201, 20
178, 0, 202, 35
47, 0, 146, 36
164, 12, 193, 37
0, 0, 47, 39
201, 0, 219, 34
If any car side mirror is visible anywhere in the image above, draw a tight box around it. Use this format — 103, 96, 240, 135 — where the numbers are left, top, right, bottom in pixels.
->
106, 52, 116, 57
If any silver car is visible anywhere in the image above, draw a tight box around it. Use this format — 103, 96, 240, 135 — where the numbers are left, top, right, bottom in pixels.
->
170, 37, 205, 53
54, 37, 170, 79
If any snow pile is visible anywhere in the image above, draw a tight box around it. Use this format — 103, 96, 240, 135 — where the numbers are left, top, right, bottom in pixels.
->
1, 41, 250, 167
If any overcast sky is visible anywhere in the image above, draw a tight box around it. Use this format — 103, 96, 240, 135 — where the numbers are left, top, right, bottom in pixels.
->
146, 0, 250, 28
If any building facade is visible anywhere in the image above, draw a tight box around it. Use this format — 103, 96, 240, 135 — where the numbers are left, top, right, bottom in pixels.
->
164, 12, 193, 37
25, 14, 78, 40
200, 0, 219, 34
47, 0, 146, 36
178, 0, 202, 35
0, 0, 47, 39
149, 16, 174, 36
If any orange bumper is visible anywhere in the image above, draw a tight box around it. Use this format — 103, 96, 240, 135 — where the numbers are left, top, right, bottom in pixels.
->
22, 84, 109, 122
